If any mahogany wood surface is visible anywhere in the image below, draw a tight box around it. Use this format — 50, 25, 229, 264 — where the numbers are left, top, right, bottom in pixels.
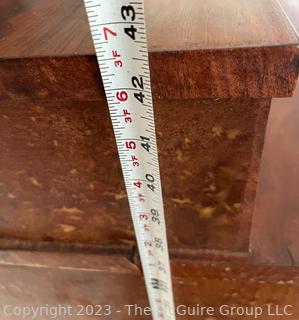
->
0, 96, 270, 252
0, 0, 298, 98
1, 51, 298, 100
0, 250, 298, 320
0, 0, 298, 57
0, 0, 299, 313
0, 0, 298, 264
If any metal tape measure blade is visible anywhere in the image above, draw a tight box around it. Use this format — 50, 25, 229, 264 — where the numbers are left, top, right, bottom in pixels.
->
83, 1, 176, 319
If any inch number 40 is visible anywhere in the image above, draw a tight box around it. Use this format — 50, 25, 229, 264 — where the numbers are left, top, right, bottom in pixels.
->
146, 173, 155, 192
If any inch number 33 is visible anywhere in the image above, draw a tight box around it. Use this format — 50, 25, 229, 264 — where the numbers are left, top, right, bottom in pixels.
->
121, 5, 137, 40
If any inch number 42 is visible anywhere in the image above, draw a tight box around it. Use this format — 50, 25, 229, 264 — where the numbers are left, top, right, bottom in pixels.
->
132, 76, 145, 104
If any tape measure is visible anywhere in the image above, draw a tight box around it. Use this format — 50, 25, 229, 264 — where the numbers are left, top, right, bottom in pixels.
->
83, 1, 176, 319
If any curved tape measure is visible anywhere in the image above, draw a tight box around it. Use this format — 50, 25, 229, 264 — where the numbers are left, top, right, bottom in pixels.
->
83, 1, 176, 319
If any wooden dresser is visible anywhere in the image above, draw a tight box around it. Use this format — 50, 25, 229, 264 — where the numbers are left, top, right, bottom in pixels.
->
0, 0, 298, 318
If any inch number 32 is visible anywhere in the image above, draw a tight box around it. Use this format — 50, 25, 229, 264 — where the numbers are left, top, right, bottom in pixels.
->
121, 5, 137, 40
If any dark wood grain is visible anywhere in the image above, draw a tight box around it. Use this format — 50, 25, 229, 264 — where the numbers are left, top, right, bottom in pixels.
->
0, 0, 298, 262
0, 57, 104, 101
0, 0, 94, 58
1, 51, 298, 101
150, 48, 298, 98
0, 96, 270, 252
0, 250, 298, 320
0, 0, 298, 98
0, 238, 133, 256
0, 0, 298, 58
0, 250, 138, 273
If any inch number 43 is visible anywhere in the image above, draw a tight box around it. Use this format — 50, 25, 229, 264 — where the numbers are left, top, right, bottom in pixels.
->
121, 5, 137, 40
